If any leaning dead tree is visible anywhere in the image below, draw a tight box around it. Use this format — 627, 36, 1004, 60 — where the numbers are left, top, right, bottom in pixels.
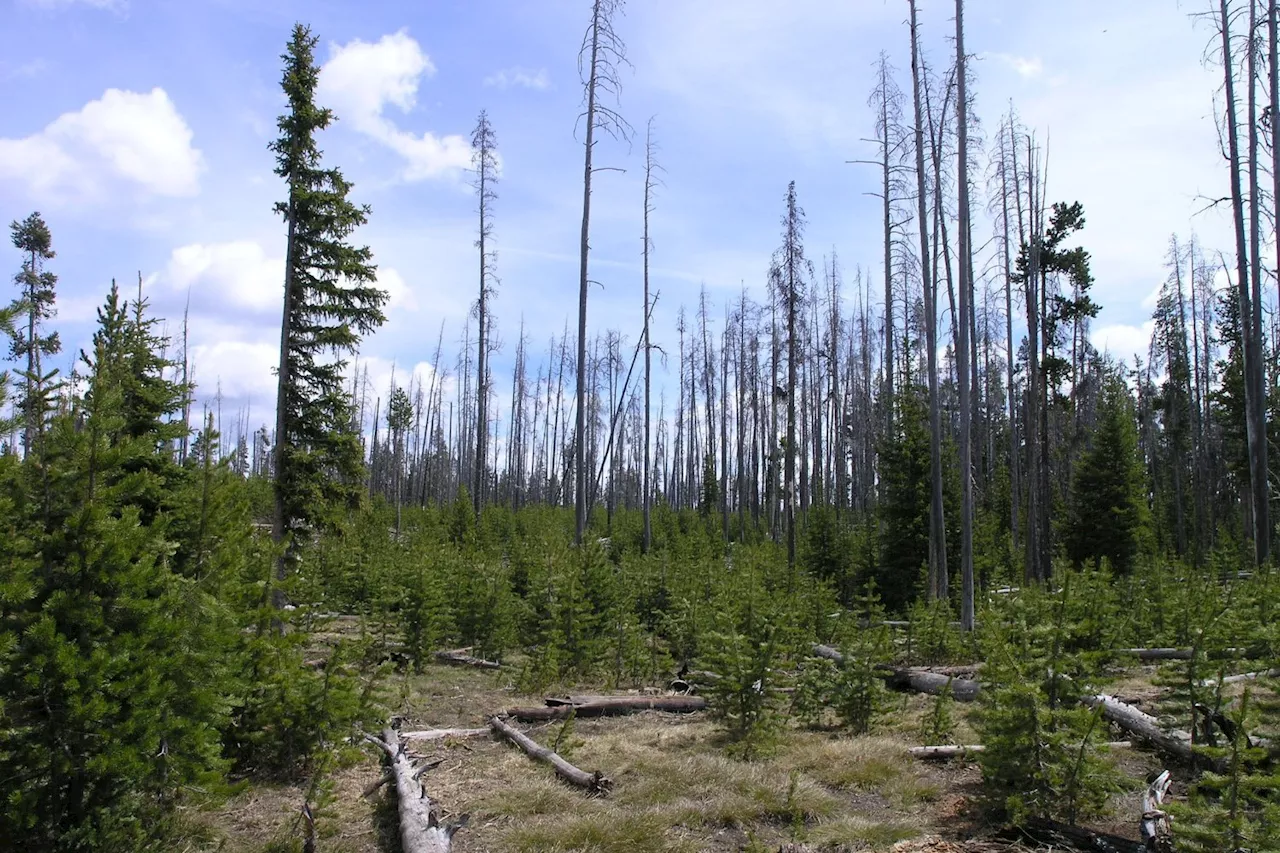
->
574, 0, 632, 544
367, 727, 468, 853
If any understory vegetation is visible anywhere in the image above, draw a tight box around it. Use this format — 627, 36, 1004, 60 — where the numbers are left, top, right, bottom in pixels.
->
8, 0, 1280, 850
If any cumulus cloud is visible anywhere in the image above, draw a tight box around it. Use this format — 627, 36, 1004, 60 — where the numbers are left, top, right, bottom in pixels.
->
1092, 320, 1155, 364
163, 241, 284, 314
483, 67, 550, 90
0, 87, 203, 202
154, 240, 419, 324
318, 29, 471, 181
188, 340, 280, 404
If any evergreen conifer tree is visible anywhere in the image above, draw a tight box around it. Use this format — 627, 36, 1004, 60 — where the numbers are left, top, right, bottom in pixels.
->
1065, 368, 1146, 572
9, 212, 61, 458
269, 23, 387, 604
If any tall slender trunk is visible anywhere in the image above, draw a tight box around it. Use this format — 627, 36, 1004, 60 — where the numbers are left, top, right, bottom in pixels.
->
271, 193, 298, 610
642, 119, 655, 552
955, 0, 976, 631
575, 3, 602, 544
1246, 0, 1271, 563
1221, 0, 1268, 564
909, 0, 948, 602
1000, 117, 1020, 555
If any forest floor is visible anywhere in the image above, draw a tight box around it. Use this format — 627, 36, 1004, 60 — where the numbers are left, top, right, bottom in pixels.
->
185, 657, 1178, 853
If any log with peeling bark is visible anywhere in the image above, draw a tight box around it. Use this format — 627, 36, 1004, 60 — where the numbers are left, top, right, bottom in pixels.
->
434, 647, 501, 669
1140, 770, 1173, 853
488, 716, 611, 795
505, 695, 708, 721
366, 728, 468, 853
1082, 694, 1212, 769
402, 727, 490, 742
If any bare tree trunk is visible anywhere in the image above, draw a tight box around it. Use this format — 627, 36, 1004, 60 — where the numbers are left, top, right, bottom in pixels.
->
955, 0, 976, 631
642, 117, 656, 551
1221, 0, 1269, 565
1246, 0, 1271, 564
909, 0, 949, 602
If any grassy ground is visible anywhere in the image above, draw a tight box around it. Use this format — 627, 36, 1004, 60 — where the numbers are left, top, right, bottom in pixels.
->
185, 658, 1179, 853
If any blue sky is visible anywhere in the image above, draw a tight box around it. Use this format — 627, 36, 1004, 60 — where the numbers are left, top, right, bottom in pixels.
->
0, 0, 1234, 436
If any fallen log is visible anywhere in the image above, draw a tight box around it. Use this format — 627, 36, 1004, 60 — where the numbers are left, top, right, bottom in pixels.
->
910, 742, 1133, 761
1008, 817, 1145, 853
505, 695, 707, 722
1140, 770, 1172, 853
880, 666, 981, 702
402, 727, 490, 742
1083, 694, 1207, 768
812, 646, 981, 700
366, 728, 468, 853
909, 744, 985, 760
489, 716, 611, 795
434, 647, 501, 670
1197, 668, 1280, 688
1116, 648, 1194, 661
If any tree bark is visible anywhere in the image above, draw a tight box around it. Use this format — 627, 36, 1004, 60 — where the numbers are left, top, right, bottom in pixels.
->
1081, 695, 1205, 768
489, 716, 612, 795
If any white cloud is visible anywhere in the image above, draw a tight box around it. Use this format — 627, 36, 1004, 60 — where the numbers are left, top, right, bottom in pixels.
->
991, 53, 1045, 79
0, 87, 203, 202
157, 240, 418, 315
1092, 320, 1155, 363
188, 340, 279, 404
318, 29, 471, 181
484, 67, 551, 90
163, 241, 284, 314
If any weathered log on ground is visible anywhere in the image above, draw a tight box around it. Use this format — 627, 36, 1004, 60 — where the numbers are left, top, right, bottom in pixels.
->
1083, 694, 1208, 769
366, 728, 468, 853
909, 745, 985, 760
910, 742, 1132, 761
506, 695, 708, 721
1140, 770, 1172, 853
1006, 817, 1145, 853
434, 647, 501, 669
1198, 668, 1280, 688
1116, 648, 1193, 661
880, 666, 982, 702
488, 716, 612, 795
812, 646, 982, 700
402, 727, 490, 742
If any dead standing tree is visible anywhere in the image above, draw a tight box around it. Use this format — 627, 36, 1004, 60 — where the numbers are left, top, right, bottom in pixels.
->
471, 111, 499, 518
574, 0, 633, 545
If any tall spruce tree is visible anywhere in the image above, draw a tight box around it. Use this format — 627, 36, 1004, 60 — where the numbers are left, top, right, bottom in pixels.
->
9, 212, 61, 458
269, 24, 387, 604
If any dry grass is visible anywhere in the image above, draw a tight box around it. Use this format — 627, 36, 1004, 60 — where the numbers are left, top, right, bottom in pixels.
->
189, 656, 1185, 852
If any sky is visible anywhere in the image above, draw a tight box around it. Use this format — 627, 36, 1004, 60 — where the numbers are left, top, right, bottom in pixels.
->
0, 0, 1236, 438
